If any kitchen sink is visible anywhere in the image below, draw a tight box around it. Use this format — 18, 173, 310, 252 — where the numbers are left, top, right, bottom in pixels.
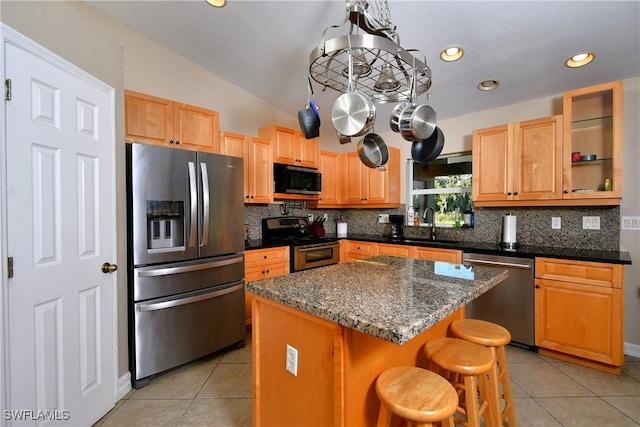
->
392, 238, 460, 246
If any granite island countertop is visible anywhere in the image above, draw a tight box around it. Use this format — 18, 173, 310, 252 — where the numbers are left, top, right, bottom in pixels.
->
245, 256, 508, 344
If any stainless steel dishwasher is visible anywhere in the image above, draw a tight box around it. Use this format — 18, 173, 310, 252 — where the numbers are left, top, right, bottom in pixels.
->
463, 253, 535, 348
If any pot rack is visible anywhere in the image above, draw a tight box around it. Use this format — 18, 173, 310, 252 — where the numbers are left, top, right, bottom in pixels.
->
309, 1, 431, 104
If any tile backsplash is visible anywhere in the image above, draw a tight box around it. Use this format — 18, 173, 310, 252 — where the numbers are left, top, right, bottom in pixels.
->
244, 204, 621, 251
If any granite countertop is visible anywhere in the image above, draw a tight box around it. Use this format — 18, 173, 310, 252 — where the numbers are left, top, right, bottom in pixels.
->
245, 256, 508, 345
245, 235, 632, 265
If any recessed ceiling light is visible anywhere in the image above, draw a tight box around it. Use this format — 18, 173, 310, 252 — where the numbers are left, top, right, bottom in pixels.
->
477, 79, 499, 91
205, 0, 226, 7
565, 52, 595, 68
440, 46, 464, 62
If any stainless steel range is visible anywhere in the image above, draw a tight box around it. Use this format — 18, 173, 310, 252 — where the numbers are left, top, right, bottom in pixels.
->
262, 217, 340, 272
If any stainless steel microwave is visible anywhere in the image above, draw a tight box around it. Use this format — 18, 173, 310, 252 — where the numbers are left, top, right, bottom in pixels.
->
274, 163, 322, 195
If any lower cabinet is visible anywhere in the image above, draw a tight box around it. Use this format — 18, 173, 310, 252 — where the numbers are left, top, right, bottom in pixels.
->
341, 240, 462, 264
534, 257, 624, 374
244, 246, 290, 325
340, 240, 376, 263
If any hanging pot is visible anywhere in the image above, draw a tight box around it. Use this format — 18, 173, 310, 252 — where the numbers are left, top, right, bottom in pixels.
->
298, 76, 320, 139
331, 46, 376, 137
398, 67, 436, 141
399, 103, 436, 141
357, 132, 389, 171
389, 100, 410, 133
411, 127, 445, 163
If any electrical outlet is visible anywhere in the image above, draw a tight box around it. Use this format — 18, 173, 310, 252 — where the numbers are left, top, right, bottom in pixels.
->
378, 214, 389, 224
551, 217, 561, 229
307, 213, 313, 222
323, 213, 328, 221
621, 216, 640, 230
286, 345, 298, 376
582, 216, 601, 230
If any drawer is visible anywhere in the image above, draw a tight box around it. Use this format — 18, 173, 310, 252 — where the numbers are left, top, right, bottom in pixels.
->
245, 261, 289, 282
344, 241, 375, 257
535, 257, 623, 289
245, 246, 289, 265
414, 247, 462, 263
376, 243, 415, 258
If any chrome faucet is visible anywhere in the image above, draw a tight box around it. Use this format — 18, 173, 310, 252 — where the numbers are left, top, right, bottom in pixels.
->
422, 207, 437, 240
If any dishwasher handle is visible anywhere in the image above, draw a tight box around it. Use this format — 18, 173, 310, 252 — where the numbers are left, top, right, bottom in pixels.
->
463, 258, 532, 270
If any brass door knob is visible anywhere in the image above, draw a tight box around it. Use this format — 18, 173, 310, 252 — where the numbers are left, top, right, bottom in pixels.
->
101, 262, 118, 273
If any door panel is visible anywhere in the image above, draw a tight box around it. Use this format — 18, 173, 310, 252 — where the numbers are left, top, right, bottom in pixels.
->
6, 41, 116, 426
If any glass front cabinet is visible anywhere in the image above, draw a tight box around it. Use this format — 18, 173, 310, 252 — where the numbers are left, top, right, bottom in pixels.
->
562, 81, 622, 203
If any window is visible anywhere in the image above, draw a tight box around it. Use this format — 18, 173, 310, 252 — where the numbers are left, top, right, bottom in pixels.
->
407, 152, 472, 226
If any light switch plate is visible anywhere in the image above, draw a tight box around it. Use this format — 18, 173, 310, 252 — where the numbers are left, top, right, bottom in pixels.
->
551, 217, 561, 229
378, 214, 389, 224
582, 216, 600, 230
622, 216, 640, 230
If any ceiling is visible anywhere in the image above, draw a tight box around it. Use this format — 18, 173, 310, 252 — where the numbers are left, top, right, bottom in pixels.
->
87, 0, 640, 132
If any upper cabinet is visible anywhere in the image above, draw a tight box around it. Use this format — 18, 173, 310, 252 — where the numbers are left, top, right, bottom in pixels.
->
316, 150, 341, 206
473, 80, 623, 207
342, 147, 400, 207
125, 90, 219, 152
219, 131, 246, 159
258, 125, 318, 168
473, 116, 563, 205
562, 81, 622, 202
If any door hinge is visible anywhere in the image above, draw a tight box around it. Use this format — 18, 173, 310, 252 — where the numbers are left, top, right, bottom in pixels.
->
5, 79, 11, 101
7, 257, 13, 278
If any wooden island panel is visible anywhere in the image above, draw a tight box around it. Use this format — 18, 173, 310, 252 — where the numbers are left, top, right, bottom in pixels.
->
252, 295, 463, 427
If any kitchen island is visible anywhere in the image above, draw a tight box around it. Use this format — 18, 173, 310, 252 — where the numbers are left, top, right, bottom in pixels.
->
245, 256, 508, 426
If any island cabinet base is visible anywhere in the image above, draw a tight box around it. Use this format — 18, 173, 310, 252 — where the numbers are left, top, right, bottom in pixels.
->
251, 294, 464, 427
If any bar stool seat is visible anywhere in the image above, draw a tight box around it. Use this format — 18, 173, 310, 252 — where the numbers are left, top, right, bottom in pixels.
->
450, 318, 517, 427
424, 337, 501, 427
376, 366, 458, 427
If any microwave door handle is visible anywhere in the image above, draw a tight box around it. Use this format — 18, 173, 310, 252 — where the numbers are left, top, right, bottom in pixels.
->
200, 162, 210, 247
188, 162, 197, 248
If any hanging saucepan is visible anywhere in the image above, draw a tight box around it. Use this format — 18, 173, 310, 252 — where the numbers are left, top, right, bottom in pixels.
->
411, 126, 445, 164
389, 72, 413, 132
399, 67, 436, 141
331, 45, 376, 137
357, 132, 389, 171
298, 76, 320, 139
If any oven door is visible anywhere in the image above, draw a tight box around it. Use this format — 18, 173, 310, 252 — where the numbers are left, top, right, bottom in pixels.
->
293, 241, 340, 271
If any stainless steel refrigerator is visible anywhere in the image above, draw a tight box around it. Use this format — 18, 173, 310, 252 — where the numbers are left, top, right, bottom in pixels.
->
126, 143, 245, 388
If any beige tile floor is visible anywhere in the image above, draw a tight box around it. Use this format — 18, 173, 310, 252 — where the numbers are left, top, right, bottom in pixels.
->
95, 334, 640, 427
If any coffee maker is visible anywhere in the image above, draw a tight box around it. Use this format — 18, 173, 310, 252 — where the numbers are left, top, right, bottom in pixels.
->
389, 215, 405, 238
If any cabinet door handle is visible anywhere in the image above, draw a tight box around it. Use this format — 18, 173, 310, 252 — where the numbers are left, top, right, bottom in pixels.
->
513, 192, 518, 195
535, 285, 541, 289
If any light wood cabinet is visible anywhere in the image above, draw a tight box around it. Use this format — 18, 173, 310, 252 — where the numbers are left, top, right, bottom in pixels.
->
244, 246, 290, 325
473, 115, 563, 205
258, 125, 318, 168
340, 147, 400, 208
219, 132, 272, 204
340, 240, 376, 263
315, 150, 341, 206
534, 257, 624, 374
414, 247, 462, 263
376, 243, 416, 258
562, 80, 622, 203
219, 131, 246, 158
245, 136, 273, 204
125, 90, 219, 152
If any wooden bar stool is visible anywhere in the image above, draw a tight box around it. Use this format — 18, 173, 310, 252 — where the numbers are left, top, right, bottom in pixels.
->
424, 337, 501, 427
450, 318, 517, 427
376, 366, 458, 427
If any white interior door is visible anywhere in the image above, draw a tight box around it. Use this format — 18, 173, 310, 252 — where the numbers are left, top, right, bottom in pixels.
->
4, 39, 116, 426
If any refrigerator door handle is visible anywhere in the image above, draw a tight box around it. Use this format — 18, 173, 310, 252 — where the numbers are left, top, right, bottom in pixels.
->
200, 162, 210, 247
136, 255, 243, 278
188, 161, 197, 248
136, 282, 244, 312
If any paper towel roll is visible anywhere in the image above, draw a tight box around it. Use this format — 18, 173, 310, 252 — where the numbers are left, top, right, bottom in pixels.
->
502, 214, 517, 244
337, 222, 348, 237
